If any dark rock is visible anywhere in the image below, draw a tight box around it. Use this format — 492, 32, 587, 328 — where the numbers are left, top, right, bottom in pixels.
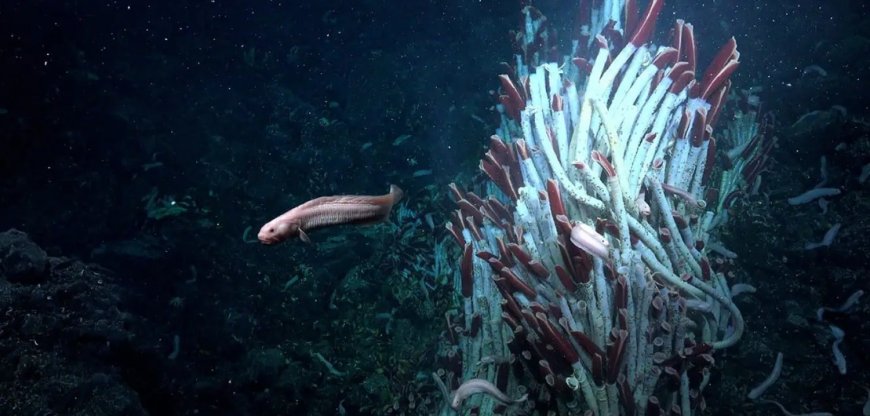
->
0, 228, 49, 284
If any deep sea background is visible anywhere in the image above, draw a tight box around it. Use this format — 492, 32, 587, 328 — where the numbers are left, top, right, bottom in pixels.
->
1, 0, 868, 415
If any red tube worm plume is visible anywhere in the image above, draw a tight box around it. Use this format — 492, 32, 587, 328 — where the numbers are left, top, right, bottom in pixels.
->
457, 199, 484, 224
554, 213, 574, 237
499, 74, 526, 122
628, 0, 663, 47
460, 243, 473, 298
701, 136, 717, 186
496, 238, 514, 268
546, 179, 567, 219
469, 314, 482, 337
690, 107, 707, 147
681, 22, 696, 72
498, 267, 537, 299
445, 221, 465, 247
479, 136, 523, 201
551, 94, 563, 112
505, 239, 547, 280
671, 20, 683, 55
700, 37, 739, 100
607, 328, 628, 384
706, 83, 729, 129
669, 63, 694, 95
591, 353, 605, 384
554, 265, 576, 292
624, 0, 639, 37
591, 150, 616, 177
618, 374, 637, 415
653, 47, 679, 70
535, 312, 581, 366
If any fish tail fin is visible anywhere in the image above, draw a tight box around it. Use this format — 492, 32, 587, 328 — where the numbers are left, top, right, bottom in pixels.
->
389, 184, 404, 204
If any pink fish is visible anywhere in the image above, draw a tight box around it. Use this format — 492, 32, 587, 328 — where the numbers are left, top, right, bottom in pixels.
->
450, 378, 527, 410
258, 185, 403, 244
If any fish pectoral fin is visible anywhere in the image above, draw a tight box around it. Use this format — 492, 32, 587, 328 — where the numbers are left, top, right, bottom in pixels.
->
298, 229, 311, 243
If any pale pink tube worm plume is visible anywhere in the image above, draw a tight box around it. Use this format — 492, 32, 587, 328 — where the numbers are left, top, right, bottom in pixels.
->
569, 222, 610, 259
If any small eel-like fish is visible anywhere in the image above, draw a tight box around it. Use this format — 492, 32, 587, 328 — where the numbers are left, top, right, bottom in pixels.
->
450, 378, 527, 410
258, 185, 403, 244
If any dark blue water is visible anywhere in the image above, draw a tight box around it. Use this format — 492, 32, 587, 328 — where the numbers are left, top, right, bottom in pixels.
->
1, 1, 867, 415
